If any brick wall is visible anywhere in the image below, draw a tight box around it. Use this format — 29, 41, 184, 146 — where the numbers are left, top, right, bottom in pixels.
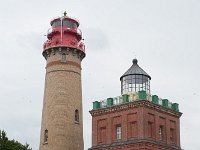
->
89, 100, 182, 150
39, 47, 84, 150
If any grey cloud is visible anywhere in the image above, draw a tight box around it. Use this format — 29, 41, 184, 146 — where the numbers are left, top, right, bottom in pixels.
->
0, 0, 200, 150
16, 32, 45, 53
83, 28, 109, 51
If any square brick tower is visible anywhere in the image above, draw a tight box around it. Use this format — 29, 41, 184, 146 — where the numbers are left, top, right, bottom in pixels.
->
89, 59, 182, 150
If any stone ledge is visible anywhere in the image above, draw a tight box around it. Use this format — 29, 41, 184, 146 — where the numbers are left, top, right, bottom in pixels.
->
90, 100, 182, 118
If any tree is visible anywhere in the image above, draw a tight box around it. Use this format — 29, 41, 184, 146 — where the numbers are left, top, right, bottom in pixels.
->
0, 130, 32, 150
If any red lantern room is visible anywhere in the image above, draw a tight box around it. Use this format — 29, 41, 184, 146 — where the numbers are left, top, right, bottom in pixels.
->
43, 11, 85, 58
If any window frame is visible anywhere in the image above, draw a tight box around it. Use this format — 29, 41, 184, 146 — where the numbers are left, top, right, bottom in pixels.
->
116, 125, 122, 140
159, 125, 164, 141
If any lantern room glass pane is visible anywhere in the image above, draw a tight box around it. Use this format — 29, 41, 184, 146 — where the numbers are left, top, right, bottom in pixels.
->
121, 74, 150, 95
52, 21, 61, 28
52, 20, 77, 29
63, 20, 77, 29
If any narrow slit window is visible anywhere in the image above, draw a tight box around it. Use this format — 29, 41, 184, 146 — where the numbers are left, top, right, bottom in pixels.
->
44, 129, 48, 144
61, 54, 66, 63
75, 109, 79, 122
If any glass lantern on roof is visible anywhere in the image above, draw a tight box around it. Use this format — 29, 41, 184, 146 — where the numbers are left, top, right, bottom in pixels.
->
120, 59, 151, 95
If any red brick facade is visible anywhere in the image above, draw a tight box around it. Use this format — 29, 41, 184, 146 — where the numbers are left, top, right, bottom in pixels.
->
89, 100, 182, 150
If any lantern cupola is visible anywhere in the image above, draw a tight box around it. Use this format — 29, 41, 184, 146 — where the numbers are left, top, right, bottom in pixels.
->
120, 59, 151, 95
43, 11, 85, 60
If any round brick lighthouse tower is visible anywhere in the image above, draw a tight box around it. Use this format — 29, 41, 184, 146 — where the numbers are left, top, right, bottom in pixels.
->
39, 12, 85, 150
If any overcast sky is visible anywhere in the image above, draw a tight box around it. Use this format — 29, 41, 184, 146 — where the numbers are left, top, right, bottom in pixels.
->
0, 0, 200, 149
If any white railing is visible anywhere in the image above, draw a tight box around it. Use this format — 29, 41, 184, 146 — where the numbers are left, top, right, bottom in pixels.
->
77, 29, 82, 36
113, 96, 123, 105
97, 91, 175, 110
100, 99, 107, 108
158, 98, 163, 105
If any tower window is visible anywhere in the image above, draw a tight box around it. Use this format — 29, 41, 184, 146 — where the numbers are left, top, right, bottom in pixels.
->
75, 109, 79, 123
116, 125, 122, 140
44, 129, 48, 144
159, 125, 164, 141
61, 54, 66, 63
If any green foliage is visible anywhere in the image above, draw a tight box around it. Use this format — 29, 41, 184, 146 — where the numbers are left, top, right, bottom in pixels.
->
0, 130, 32, 150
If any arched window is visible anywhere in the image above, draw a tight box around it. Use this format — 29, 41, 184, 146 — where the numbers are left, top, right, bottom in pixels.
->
75, 109, 79, 123
44, 129, 48, 143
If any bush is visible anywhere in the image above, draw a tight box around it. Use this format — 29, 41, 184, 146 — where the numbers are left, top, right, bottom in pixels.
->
0, 130, 32, 150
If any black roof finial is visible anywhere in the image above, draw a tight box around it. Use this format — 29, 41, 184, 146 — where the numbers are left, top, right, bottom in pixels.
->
132, 58, 138, 64
63, 11, 67, 17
